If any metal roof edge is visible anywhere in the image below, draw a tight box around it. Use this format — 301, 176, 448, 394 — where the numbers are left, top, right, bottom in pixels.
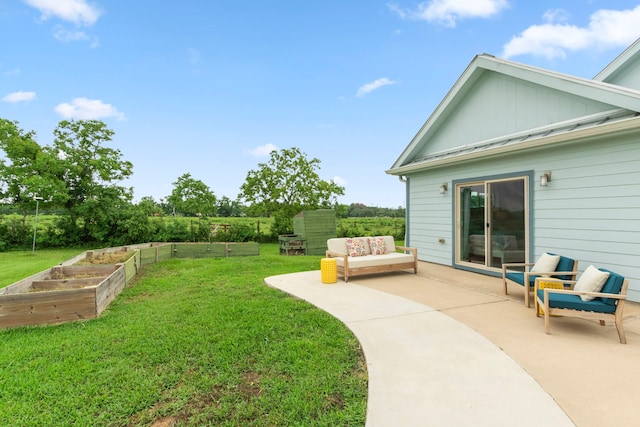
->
389, 53, 640, 171
594, 37, 640, 82
386, 115, 640, 176
389, 54, 492, 169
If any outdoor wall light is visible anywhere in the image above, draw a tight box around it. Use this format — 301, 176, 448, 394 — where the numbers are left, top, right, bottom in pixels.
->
540, 171, 552, 187
439, 183, 448, 194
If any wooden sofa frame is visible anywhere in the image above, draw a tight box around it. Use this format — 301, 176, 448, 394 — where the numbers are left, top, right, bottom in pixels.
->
325, 240, 418, 282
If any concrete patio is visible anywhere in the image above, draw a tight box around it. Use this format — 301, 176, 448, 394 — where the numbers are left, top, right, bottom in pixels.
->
265, 261, 640, 427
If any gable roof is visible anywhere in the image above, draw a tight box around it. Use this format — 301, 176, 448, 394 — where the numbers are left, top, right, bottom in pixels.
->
388, 49, 640, 175
595, 38, 640, 85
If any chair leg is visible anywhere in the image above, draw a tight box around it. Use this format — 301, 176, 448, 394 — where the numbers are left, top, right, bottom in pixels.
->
616, 320, 627, 344
524, 283, 531, 308
544, 310, 551, 334
543, 294, 551, 334
615, 309, 627, 344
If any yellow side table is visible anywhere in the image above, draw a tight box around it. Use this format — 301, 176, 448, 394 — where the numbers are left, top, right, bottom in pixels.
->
537, 279, 564, 316
321, 258, 337, 284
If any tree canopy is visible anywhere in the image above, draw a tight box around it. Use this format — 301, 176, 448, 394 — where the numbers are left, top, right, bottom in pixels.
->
238, 147, 344, 235
0, 119, 67, 217
0, 119, 403, 249
167, 173, 217, 217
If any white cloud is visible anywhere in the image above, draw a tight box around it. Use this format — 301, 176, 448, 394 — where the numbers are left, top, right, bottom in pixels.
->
542, 8, 570, 25
356, 77, 397, 97
246, 144, 279, 157
389, 0, 509, 28
4, 68, 21, 77
53, 25, 89, 42
54, 97, 126, 121
502, 6, 640, 59
2, 91, 37, 103
23, 0, 102, 26
333, 176, 347, 187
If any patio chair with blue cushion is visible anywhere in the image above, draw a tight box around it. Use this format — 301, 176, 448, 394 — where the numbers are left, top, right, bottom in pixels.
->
534, 266, 629, 344
502, 252, 578, 308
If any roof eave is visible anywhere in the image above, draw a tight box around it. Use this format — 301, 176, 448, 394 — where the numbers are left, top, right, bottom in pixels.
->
386, 116, 640, 176
390, 54, 640, 171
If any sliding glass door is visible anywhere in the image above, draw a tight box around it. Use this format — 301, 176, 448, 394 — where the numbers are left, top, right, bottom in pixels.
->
457, 177, 528, 269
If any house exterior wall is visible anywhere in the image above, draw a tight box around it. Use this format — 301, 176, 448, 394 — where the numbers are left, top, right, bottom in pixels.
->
406, 131, 640, 301
418, 73, 615, 156
600, 57, 640, 90
606, 69, 640, 91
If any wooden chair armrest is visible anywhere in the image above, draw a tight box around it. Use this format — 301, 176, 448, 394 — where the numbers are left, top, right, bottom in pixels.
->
543, 288, 627, 300
503, 262, 535, 268
526, 270, 577, 278
534, 277, 576, 285
502, 262, 535, 275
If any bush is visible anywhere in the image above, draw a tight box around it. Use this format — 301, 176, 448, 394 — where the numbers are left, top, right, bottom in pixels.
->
0, 218, 32, 250
211, 223, 257, 242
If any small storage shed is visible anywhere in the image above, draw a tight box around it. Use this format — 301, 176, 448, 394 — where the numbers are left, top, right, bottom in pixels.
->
293, 209, 337, 255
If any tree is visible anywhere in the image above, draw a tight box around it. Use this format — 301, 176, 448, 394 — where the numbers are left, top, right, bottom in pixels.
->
0, 119, 67, 218
238, 147, 344, 236
137, 196, 162, 217
216, 195, 244, 217
167, 173, 216, 217
0, 119, 136, 246
47, 120, 134, 243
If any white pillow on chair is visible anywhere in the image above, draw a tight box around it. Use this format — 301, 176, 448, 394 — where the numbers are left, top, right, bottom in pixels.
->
574, 265, 610, 301
530, 253, 560, 274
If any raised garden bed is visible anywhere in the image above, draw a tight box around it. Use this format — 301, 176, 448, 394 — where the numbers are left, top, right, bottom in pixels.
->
0, 242, 260, 329
0, 252, 133, 329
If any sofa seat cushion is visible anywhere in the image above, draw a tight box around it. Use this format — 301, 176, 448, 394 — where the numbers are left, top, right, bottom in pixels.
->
335, 252, 415, 269
536, 290, 616, 314
505, 271, 538, 287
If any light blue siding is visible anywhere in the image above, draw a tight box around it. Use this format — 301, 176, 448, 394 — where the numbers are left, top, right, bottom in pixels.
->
600, 56, 640, 90
407, 132, 640, 300
419, 73, 616, 156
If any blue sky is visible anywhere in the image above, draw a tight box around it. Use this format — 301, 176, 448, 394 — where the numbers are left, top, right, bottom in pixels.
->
2, 1, 640, 209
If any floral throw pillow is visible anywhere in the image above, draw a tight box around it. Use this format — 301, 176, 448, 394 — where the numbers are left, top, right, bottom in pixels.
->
368, 236, 388, 255
346, 238, 367, 257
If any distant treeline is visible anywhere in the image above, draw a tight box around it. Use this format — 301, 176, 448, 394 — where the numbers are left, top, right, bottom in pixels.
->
0, 204, 405, 251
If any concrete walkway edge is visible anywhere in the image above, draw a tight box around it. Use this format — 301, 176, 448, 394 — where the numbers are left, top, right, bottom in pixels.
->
265, 271, 575, 426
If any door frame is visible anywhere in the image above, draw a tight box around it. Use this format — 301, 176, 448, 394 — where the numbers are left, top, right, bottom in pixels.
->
452, 171, 534, 274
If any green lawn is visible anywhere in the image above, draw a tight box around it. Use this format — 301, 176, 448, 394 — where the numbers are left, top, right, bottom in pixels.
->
0, 248, 86, 288
0, 245, 368, 426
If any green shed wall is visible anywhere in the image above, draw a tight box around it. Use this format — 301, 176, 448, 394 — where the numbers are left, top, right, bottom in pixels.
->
293, 209, 337, 255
